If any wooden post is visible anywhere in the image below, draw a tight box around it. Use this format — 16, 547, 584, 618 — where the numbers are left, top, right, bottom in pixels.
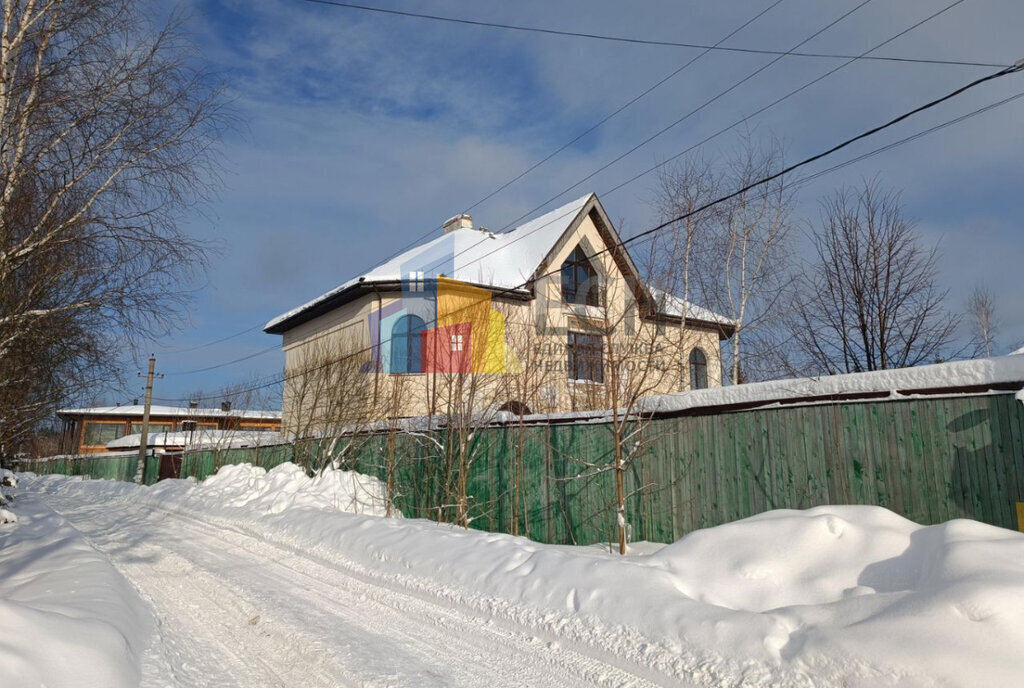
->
136, 356, 159, 484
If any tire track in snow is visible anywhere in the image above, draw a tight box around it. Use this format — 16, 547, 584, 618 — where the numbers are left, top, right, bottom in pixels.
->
46, 494, 667, 687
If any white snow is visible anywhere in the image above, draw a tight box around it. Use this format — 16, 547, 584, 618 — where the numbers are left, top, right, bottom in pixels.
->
0, 479, 152, 688
57, 404, 281, 420
265, 194, 593, 331
649, 286, 737, 326
641, 354, 1024, 414
264, 193, 732, 331
104, 428, 283, 450
1, 467, 16, 489
145, 462, 393, 516
6, 466, 1024, 686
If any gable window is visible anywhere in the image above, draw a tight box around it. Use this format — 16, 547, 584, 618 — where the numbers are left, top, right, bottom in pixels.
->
560, 245, 600, 306
391, 314, 425, 373
568, 331, 603, 383
689, 347, 708, 390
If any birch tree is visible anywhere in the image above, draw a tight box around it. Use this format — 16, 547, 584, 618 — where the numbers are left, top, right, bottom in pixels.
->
652, 138, 792, 383
966, 285, 999, 358
0, 0, 225, 452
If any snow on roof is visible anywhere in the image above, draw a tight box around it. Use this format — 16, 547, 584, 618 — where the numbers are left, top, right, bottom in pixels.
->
265, 194, 595, 332
57, 405, 281, 420
640, 355, 1024, 415
648, 287, 734, 327
1012, 345, 1024, 355
106, 429, 283, 450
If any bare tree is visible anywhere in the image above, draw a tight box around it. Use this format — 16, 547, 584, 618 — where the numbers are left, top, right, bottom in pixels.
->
651, 136, 793, 383
284, 334, 374, 471
966, 285, 999, 358
789, 181, 959, 374
558, 271, 676, 554
0, 0, 225, 452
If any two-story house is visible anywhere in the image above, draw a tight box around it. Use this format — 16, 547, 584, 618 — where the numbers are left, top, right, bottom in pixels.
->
265, 193, 733, 433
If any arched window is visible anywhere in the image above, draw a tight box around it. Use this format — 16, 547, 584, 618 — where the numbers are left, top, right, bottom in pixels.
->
560, 245, 600, 306
689, 348, 708, 390
391, 314, 425, 373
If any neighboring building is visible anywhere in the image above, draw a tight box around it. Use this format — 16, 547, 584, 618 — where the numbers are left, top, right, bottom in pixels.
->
265, 193, 734, 433
56, 404, 282, 455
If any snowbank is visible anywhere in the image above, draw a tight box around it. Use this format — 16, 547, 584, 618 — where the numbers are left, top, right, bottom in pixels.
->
22, 467, 1024, 686
641, 354, 1024, 414
143, 462, 393, 517
0, 483, 152, 688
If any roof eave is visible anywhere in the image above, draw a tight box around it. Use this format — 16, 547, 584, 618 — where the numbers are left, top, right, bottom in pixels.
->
264, 278, 534, 335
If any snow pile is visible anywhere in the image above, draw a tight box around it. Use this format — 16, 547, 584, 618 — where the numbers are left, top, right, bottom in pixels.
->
17, 470, 1024, 685
0, 485, 151, 688
144, 462, 393, 517
1, 468, 17, 522
641, 354, 1024, 414
1, 467, 17, 487
230, 504, 1021, 685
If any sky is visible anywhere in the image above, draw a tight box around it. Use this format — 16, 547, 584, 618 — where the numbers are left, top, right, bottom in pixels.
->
125, 0, 1024, 409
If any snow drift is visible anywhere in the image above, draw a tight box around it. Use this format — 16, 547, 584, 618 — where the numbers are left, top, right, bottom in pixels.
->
0, 481, 152, 688
15, 465, 1024, 686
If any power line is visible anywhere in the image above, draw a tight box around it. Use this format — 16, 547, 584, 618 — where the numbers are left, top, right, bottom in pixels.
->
158, 323, 265, 355
600, 0, 975, 200
294, 0, 1004, 69
336, 0, 788, 276
494, 0, 964, 235
169, 60, 1023, 402
361, 0, 884, 305
162, 344, 282, 376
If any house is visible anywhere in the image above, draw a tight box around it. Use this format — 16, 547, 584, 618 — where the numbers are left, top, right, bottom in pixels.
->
56, 404, 282, 455
265, 193, 734, 433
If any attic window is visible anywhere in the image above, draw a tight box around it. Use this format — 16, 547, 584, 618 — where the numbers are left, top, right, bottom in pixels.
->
560, 245, 600, 306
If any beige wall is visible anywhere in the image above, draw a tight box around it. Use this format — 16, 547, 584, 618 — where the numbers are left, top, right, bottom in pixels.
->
280, 211, 727, 433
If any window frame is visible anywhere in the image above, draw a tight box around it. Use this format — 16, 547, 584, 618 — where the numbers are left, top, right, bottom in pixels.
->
567, 330, 604, 383
689, 347, 709, 390
560, 245, 601, 307
391, 314, 426, 374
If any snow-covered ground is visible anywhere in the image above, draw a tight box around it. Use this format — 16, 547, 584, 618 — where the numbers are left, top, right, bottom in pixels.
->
3, 464, 1024, 687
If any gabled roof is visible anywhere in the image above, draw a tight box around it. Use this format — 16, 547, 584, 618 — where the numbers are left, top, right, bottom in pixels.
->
264, 192, 732, 334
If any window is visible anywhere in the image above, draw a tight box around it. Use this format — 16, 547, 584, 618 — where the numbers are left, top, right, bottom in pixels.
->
560, 245, 600, 306
130, 422, 173, 435
391, 314, 425, 373
568, 331, 603, 383
83, 422, 126, 446
689, 348, 708, 390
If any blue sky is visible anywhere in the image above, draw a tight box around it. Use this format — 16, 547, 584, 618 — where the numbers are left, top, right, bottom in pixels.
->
131, 0, 1024, 407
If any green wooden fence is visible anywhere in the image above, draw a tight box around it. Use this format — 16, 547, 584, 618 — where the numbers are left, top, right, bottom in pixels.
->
14, 451, 158, 484
16, 392, 1024, 544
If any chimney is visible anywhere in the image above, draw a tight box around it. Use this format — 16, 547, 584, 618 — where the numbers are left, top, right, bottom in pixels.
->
132, 399, 138, 406
221, 401, 232, 412
443, 213, 472, 234
189, 400, 199, 409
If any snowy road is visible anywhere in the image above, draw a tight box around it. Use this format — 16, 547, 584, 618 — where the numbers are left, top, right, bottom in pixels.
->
41, 491, 666, 688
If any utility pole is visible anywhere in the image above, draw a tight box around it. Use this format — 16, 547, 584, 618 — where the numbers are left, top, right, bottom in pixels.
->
136, 355, 163, 484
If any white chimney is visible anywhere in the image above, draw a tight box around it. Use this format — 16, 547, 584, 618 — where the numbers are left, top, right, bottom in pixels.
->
443, 213, 473, 234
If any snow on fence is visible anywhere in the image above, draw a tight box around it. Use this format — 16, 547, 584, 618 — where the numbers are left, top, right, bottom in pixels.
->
16, 357, 1024, 544
179, 389, 1024, 545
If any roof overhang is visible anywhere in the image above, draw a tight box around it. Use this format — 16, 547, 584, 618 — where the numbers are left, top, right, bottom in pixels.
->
264, 278, 533, 335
